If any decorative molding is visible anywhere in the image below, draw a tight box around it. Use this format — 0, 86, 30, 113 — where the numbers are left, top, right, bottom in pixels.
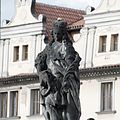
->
0, 74, 39, 87
85, 10, 120, 27
0, 116, 21, 119
1, 22, 44, 39
97, 76, 117, 82
80, 64, 120, 80
96, 110, 116, 114
0, 64, 120, 86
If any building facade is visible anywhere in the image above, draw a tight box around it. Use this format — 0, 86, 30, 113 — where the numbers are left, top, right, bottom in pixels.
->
0, 0, 46, 77
0, 0, 84, 120
73, 0, 120, 120
1, 0, 120, 120
0, 0, 45, 119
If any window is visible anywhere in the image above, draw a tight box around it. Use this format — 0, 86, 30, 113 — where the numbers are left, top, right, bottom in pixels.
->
98, 36, 107, 52
101, 82, 112, 112
31, 89, 40, 115
22, 45, 28, 60
10, 91, 18, 117
0, 91, 19, 118
110, 34, 118, 51
0, 92, 8, 118
13, 46, 19, 62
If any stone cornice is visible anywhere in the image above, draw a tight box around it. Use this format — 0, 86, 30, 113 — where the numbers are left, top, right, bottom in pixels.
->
80, 64, 120, 80
85, 10, 120, 27
0, 64, 120, 86
0, 74, 39, 87
1, 22, 44, 39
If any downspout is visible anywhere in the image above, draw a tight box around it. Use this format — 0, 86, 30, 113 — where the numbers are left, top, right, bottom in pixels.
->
84, 27, 89, 68
91, 26, 97, 67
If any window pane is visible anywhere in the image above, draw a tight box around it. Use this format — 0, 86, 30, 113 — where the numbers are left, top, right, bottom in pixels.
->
13, 46, 19, 62
101, 82, 112, 111
98, 36, 107, 52
110, 34, 118, 51
10, 91, 18, 117
22, 45, 28, 60
31, 89, 40, 115
0, 92, 7, 118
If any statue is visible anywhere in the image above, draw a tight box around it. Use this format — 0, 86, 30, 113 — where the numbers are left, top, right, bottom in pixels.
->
35, 18, 81, 120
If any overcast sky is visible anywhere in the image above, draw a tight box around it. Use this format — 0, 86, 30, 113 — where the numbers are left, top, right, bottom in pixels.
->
39, 0, 101, 9
1, 0, 101, 26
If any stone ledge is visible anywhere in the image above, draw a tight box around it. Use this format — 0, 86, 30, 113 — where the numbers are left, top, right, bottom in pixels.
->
0, 116, 21, 120
96, 110, 117, 114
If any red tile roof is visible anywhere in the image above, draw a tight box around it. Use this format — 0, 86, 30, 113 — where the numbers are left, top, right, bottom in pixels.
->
35, 3, 85, 40
67, 19, 85, 31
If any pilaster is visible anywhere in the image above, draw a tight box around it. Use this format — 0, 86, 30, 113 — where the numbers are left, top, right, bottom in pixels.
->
76, 27, 89, 68
0, 40, 5, 77
2, 39, 10, 77
85, 26, 96, 68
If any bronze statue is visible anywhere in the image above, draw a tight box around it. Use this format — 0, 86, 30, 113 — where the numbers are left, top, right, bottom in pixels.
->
35, 18, 81, 120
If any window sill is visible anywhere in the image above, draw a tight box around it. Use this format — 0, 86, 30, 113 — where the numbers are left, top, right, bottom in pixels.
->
96, 51, 119, 56
22, 59, 28, 62
13, 60, 19, 63
26, 114, 43, 117
96, 110, 116, 114
0, 116, 21, 120
98, 51, 106, 53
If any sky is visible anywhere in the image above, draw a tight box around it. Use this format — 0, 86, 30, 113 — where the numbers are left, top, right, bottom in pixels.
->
1, 0, 101, 26
39, 0, 101, 9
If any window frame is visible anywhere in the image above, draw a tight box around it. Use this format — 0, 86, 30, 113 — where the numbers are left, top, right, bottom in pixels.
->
110, 34, 118, 52
22, 45, 28, 61
9, 91, 18, 117
100, 82, 113, 112
98, 35, 107, 53
0, 90, 20, 119
0, 92, 8, 118
13, 46, 19, 62
30, 88, 41, 116
96, 78, 116, 114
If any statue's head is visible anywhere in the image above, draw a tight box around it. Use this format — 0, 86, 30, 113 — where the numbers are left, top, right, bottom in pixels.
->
52, 18, 67, 43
